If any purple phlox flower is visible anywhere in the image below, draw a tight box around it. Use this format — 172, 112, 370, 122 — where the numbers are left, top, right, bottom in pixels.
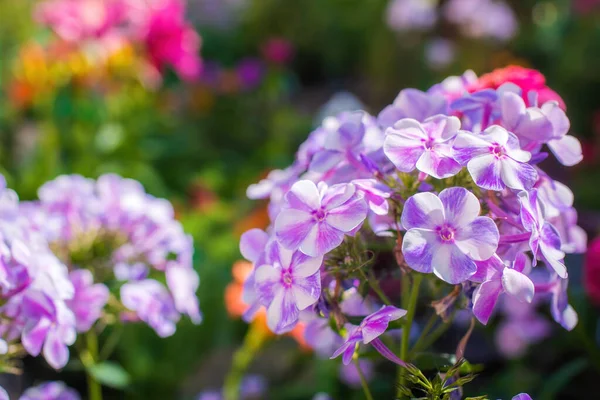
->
246, 166, 300, 201
239, 229, 270, 321
549, 208, 587, 254
312, 394, 332, 400
352, 179, 391, 216
254, 242, 323, 334
450, 85, 516, 132
471, 253, 534, 324
512, 394, 533, 400
340, 287, 378, 316
428, 70, 478, 101
0, 236, 32, 297
425, 38, 456, 70
66, 270, 109, 332
309, 111, 384, 182
368, 213, 396, 237
239, 374, 267, 399
20, 381, 80, 400
339, 359, 374, 388
378, 89, 448, 129
386, 0, 437, 32
384, 115, 462, 179
535, 173, 573, 219
120, 279, 180, 337
275, 181, 368, 257
197, 391, 222, 400
166, 264, 202, 324
0, 386, 7, 400
444, 0, 517, 41
21, 291, 76, 369
501, 90, 582, 166
114, 261, 149, 281
538, 275, 578, 331
518, 190, 567, 278
331, 305, 407, 365
401, 187, 499, 284
453, 125, 538, 191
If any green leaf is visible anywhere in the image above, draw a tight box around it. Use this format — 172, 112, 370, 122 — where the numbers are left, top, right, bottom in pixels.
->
87, 361, 131, 389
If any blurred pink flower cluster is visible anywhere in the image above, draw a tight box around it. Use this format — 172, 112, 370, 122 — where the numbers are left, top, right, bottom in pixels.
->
35, 0, 202, 82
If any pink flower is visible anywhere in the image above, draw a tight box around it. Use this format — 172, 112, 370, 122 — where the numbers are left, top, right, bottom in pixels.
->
35, 0, 126, 43
133, 0, 202, 81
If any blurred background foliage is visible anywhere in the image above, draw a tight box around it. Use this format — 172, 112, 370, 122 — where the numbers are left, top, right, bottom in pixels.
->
0, 0, 599, 399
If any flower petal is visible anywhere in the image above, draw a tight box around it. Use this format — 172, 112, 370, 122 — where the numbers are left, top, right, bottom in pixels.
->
254, 265, 281, 305
43, 329, 69, 369
472, 279, 502, 325
383, 134, 424, 172
322, 183, 356, 210
299, 222, 345, 257
415, 148, 461, 179
285, 180, 321, 211
500, 157, 538, 191
267, 289, 299, 334
361, 306, 407, 344
291, 272, 321, 310
439, 187, 480, 228
275, 209, 315, 251
290, 251, 323, 277
548, 135, 583, 167
502, 268, 534, 303
22, 318, 51, 356
402, 229, 437, 274
455, 217, 499, 261
400, 192, 445, 230
240, 229, 269, 263
326, 195, 368, 232
432, 244, 477, 284
467, 154, 504, 191
452, 132, 492, 165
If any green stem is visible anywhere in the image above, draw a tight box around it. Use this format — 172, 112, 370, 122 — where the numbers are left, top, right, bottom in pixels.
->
85, 331, 103, 400
397, 273, 422, 397
355, 358, 374, 400
359, 270, 392, 305
409, 312, 438, 356
223, 324, 269, 400
99, 326, 122, 361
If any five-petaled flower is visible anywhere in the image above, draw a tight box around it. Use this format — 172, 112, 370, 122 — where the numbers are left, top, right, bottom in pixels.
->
453, 125, 538, 191
254, 242, 323, 334
401, 187, 499, 284
275, 180, 368, 257
384, 115, 462, 179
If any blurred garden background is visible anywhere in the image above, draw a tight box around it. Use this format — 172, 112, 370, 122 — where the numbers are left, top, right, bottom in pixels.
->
1, 0, 600, 399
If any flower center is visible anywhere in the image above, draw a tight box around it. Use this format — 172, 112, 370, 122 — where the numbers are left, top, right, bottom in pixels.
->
282, 270, 293, 287
437, 225, 455, 243
423, 138, 435, 150
312, 208, 327, 222
491, 143, 506, 158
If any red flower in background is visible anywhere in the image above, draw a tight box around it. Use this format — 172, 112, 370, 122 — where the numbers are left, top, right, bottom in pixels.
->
584, 237, 600, 306
468, 65, 566, 110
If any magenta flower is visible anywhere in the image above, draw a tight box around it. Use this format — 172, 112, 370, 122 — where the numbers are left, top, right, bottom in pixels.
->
134, 0, 202, 82
512, 395, 532, 400
21, 291, 76, 369
471, 253, 534, 324
66, 270, 109, 332
384, 115, 462, 179
352, 179, 391, 216
518, 190, 567, 278
275, 181, 368, 257
453, 126, 538, 191
401, 187, 499, 284
254, 242, 323, 334
20, 381, 80, 400
378, 89, 447, 129
331, 305, 407, 365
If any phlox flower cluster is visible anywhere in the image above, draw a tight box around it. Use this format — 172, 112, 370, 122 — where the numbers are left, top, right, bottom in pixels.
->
34, 0, 202, 82
21, 174, 202, 338
240, 65, 584, 382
